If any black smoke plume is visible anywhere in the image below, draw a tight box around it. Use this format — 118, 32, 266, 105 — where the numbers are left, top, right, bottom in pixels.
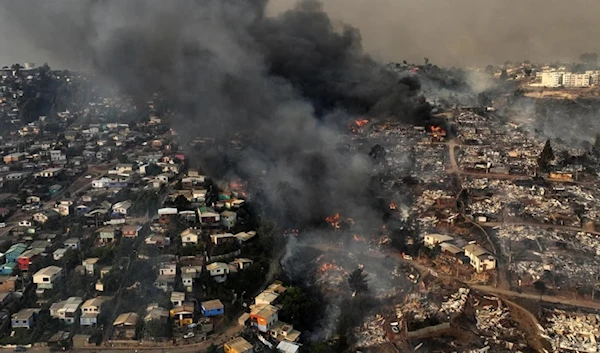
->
3, 0, 431, 225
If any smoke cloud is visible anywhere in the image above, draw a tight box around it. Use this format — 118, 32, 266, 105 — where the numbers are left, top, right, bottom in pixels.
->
2, 0, 436, 226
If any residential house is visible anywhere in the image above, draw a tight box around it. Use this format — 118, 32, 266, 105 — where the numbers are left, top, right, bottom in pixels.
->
201, 299, 224, 317
144, 303, 169, 323
423, 234, 454, 248
57, 203, 71, 217
231, 258, 253, 271
255, 291, 279, 306
0, 208, 10, 218
158, 208, 178, 224
53, 248, 68, 261
0, 276, 16, 292
181, 266, 202, 292
198, 208, 220, 225
11, 308, 41, 329
3, 152, 26, 164
18, 220, 32, 227
224, 337, 253, 353
0, 263, 17, 275
235, 231, 256, 244
98, 226, 116, 244
270, 321, 301, 343
170, 303, 194, 327
159, 262, 177, 276
277, 341, 300, 353
30, 240, 51, 252
250, 305, 279, 332
50, 150, 66, 162
112, 312, 139, 339
153, 275, 176, 292
220, 211, 237, 230
50, 297, 83, 324
80, 297, 109, 327
206, 262, 230, 283
5, 243, 27, 263
464, 244, 496, 273
145, 234, 170, 247
92, 178, 111, 189
112, 201, 132, 216
36, 167, 63, 178
170, 292, 186, 308
26, 195, 41, 204
83, 258, 100, 276
33, 209, 59, 224
181, 228, 200, 246
116, 164, 134, 174
33, 265, 63, 290
191, 189, 207, 204
17, 249, 42, 271
64, 237, 81, 250
121, 225, 141, 238
210, 233, 236, 246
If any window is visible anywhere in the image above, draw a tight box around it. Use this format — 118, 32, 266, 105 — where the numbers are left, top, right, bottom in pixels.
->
43, 277, 49, 282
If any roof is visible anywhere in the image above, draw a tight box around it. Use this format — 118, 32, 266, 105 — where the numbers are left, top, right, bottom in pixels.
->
235, 231, 256, 242
220, 210, 236, 217
83, 257, 100, 265
464, 244, 490, 257
64, 237, 80, 244
439, 242, 464, 255
12, 308, 41, 320
225, 337, 253, 352
277, 341, 301, 353
82, 297, 109, 308
424, 233, 454, 243
113, 312, 139, 326
170, 291, 186, 302
201, 299, 224, 311
255, 291, 279, 304
206, 262, 229, 272
171, 304, 194, 314
6, 243, 27, 254
251, 304, 278, 319
34, 265, 62, 278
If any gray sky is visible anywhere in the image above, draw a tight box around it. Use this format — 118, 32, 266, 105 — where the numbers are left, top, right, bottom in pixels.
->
1, 0, 599, 68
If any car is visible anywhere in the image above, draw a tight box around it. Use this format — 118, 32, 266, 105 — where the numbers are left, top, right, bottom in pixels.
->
14, 346, 26, 352
183, 332, 195, 339
390, 322, 400, 334
85, 175, 92, 179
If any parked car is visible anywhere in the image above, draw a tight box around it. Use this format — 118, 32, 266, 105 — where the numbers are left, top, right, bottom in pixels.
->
183, 332, 195, 339
14, 346, 27, 352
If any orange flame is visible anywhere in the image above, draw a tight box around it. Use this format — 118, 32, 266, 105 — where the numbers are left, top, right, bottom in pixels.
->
325, 213, 341, 230
319, 263, 338, 272
389, 202, 397, 210
429, 125, 447, 138
355, 119, 369, 127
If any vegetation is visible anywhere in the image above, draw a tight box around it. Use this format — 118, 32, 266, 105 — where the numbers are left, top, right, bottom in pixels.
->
278, 286, 321, 331
348, 268, 369, 294
537, 139, 554, 173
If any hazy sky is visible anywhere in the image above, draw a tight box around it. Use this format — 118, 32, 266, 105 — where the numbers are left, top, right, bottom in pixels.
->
1, 0, 599, 68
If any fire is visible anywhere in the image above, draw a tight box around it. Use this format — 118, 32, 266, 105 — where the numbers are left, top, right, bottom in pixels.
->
429, 125, 447, 139
319, 263, 338, 272
325, 213, 341, 230
354, 119, 369, 127
353, 234, 366, 242
389, 202, 397, 210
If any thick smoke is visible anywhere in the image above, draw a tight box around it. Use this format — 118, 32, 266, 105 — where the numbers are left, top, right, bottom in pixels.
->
3, 0, 432, 225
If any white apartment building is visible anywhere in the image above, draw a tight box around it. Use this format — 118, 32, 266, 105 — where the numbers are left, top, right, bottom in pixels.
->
562, 73, 591, 87
541, 71, 563, 87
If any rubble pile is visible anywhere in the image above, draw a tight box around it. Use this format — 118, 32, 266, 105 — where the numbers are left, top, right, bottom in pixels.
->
403, 294, 440, 322
544, 310, 600, 353
412, 189, 453, 215
474, 299, 513, 335
440, 288, 470, 316
353, 315, 388, 348
411, 144, 447, 183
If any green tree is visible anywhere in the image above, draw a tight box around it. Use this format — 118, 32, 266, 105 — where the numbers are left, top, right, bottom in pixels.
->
593, 133, 600, 155
145, 319, 169, 338
206, 344, 218, 353
537, 139, 554, 172
117, 154, 129, 164
278, 286, 321, 331
348, 268, 369, 294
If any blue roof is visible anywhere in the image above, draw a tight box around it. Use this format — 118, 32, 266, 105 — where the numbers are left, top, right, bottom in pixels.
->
6, 243, 27, 254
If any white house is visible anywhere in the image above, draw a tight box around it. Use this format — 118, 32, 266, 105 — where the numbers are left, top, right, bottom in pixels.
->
423, 234, 454, 248
80, 297, 109, 326
92, 178, 111, 189
83, 258, 100, 275
159, 262, 177, 276
53, 248, 68, 261
64, 237, 80, 250
206, 262, 229, 283
112, 200, 132, 216
33, 266, 63, 290
220, 211, 237, 229
181, 228, 200, 246
463, 244, 496, 273
50, 297, 83, 324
